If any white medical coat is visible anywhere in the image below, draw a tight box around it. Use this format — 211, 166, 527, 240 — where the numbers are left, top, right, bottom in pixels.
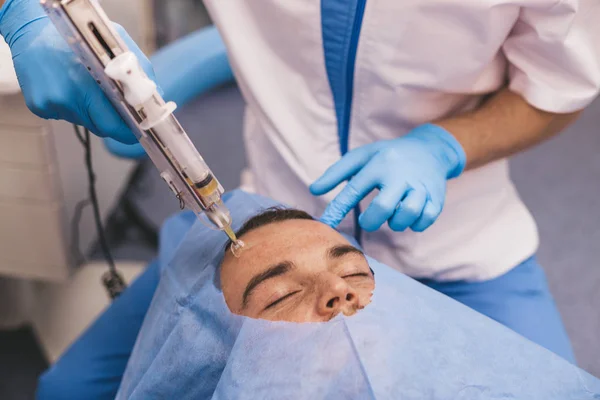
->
204, 0, 600, 281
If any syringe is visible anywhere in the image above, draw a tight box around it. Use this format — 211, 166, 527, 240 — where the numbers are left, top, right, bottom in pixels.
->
41, 0, 242, 246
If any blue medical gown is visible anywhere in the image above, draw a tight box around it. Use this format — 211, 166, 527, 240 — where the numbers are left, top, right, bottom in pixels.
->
117, 190, 600, 399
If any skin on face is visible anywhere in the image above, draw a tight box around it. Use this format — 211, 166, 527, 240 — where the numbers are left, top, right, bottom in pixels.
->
220, 219, 375, 323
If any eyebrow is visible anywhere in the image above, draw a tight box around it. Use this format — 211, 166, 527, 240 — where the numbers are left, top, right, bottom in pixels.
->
327, 244, 364, 259
242, 261, 294, 308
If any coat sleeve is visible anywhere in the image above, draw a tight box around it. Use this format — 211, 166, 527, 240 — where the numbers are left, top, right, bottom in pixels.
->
503, 0, 600, 113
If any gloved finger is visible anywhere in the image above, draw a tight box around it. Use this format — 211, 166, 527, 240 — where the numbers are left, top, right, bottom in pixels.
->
103, 138, 147, 159
84, 87, 138, 144
410, 200, 442, 232
114, 23, 163, 96
319, 163, 380, 228
310, 143, 383, 196
358, 182, 409, 232
388, 188, 427, 232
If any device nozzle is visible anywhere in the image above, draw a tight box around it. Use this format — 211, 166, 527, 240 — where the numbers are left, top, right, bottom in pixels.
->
223, 225, 237, 242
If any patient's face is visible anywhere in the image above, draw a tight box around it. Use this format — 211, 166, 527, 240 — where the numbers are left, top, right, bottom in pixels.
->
221, 216, 375, 323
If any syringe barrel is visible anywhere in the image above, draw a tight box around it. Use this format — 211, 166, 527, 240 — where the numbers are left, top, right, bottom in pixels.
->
147, 105, 211, 184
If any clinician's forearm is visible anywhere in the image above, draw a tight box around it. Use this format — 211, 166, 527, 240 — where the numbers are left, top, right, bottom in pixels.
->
436, 88, 581, 170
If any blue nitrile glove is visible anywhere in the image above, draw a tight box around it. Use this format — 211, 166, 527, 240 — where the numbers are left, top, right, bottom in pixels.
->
103, 137, 148, 159
0, 0, 158, 144
310, 124, 466, 232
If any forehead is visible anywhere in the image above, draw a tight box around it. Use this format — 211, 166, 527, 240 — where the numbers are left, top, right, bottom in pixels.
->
221, 219, 350, 282
228, 218, 349, 262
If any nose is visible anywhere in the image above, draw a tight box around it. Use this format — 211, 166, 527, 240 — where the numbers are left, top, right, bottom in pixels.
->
317, 273, 359, 317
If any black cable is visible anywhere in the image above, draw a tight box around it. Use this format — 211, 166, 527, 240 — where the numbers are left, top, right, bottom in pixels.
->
82, 128, 116, 270
73, 127, 86, 146
74, 125, 126, 300
70, 198, 91, 265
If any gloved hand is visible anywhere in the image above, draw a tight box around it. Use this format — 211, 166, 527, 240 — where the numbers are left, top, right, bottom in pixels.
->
310, 124, 466, 232
0, 0, 157, 144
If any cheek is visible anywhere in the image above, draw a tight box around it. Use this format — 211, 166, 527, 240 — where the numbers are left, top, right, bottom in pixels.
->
353, 280, 375, 307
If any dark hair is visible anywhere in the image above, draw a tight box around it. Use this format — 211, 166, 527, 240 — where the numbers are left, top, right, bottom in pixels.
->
222, 207, 374, 277
226, 207, 314, 251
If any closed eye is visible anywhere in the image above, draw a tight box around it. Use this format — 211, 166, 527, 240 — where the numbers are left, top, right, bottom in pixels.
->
265, 290, 300, 310
342, 272, 371, 279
